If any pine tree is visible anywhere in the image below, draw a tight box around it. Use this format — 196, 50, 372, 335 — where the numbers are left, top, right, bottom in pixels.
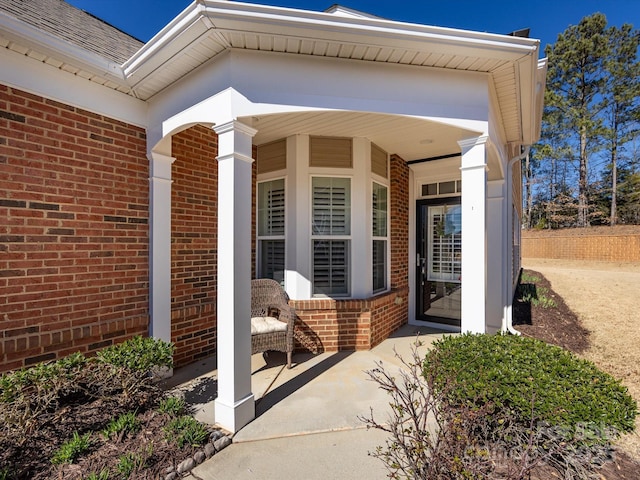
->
541, 13, 609, 227
602, 24, 640, 225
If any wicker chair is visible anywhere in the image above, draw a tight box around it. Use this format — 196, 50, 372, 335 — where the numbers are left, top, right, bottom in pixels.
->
250, 278, 295, 369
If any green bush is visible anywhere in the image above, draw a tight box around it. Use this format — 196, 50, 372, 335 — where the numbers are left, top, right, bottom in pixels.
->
424, 334, 637, 435
96, 336, 174, 372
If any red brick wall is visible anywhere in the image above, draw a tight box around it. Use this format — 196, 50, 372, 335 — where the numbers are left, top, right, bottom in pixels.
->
390, 154, 409, 290
170, 126, 218, 367
0, 85, 148, 372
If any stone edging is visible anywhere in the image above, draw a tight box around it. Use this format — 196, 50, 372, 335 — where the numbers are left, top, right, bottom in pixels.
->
164, 430, 232, 479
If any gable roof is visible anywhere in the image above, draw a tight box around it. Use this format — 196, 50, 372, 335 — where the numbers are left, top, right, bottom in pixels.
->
0, 0, 142, 64
0, 0, 547, 146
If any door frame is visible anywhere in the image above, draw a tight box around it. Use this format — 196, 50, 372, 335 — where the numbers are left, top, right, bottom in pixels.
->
415, 196, 462, 327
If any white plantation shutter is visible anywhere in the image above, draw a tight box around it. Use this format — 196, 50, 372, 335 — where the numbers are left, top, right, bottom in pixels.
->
312, 177, 350, 235
372, 182, 388, 292
258, 179, 285, 236
258, 179, 285, 285
260, 240, 285, 285
312, 177, 350, 296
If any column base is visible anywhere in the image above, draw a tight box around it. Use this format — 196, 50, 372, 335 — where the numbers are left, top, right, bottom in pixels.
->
215, 393, 255, 433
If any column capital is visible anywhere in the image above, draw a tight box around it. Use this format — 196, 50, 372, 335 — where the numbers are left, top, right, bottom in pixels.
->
213, 120, 258, 138
457, 135, 489, 152
458, 135, 489, 171
148, 151, 176, 180
214, 120, 257, 165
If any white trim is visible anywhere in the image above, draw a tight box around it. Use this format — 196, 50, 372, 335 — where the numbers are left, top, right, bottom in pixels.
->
149, 152, 176, 344
0, 47, 147, 127
0, 10, 127, 83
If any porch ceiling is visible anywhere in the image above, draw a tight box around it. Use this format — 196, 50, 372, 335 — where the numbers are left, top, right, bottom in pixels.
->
242, 111, 480, 162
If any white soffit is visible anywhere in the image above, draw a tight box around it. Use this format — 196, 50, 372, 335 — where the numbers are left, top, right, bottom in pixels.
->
241, 110, 481, 162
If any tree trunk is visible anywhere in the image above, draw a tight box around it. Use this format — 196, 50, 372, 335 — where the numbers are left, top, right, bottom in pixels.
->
611, 147, 617, 226
578, 126, 589, 227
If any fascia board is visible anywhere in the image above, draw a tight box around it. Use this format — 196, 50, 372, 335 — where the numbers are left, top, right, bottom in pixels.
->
200, 1, 539, 60
0, 10, 127, 85
532, 58, 548, 142
123, 1, 206, 75
125, 0, 540, 87
518, 54, 548, 145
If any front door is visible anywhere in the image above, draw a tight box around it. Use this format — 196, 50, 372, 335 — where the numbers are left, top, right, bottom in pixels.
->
416, 198, 461, 326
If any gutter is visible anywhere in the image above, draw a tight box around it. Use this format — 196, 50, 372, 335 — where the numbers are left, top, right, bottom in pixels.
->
503, 145, 530, 335
0, 10, 127, 85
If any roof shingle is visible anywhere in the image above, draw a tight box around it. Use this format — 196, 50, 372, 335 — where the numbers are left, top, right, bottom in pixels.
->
0, 0, 143, 64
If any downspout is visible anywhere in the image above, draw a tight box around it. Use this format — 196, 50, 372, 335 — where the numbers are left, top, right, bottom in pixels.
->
503, 145, 530, 335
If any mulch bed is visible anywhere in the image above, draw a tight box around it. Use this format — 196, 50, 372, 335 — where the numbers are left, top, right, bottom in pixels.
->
1, 392, 204, 480
513, 269, 640, 480
513, 269, 590, 353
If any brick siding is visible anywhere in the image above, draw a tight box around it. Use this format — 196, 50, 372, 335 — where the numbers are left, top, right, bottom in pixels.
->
0, 85, 148, 372
170, 126, 218, 367
522, 226, 640, 262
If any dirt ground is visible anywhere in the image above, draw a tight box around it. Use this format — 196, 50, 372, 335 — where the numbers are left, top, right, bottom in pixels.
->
522, 258, 640, 459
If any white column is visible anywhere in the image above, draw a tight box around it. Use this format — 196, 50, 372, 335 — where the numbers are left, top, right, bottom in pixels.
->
458, 136, 488, 334
213, 120, 257, 433
149, 151, 176, 343
351, 137, 369, 298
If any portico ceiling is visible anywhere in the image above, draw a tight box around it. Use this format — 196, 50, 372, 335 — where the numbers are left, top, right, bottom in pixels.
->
240, 110, 481, 162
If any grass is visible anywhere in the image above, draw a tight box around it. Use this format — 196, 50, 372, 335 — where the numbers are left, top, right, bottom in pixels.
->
51, 432, 93, 465
164, 415, 210, 448
101, 411, 140, 440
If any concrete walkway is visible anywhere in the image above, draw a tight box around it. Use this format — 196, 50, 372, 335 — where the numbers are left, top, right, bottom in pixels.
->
164, 325, 449, 480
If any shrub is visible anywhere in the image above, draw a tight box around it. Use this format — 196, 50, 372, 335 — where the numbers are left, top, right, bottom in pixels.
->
51, 431, 93, 465
424, 334, 637, 435
96, 336, 174, 372
363, 337, 635, 480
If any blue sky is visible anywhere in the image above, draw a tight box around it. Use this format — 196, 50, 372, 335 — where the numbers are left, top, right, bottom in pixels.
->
67, 0, 639, 51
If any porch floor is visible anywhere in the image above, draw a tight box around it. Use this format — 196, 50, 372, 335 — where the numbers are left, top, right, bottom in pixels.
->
165, 324, 450, 480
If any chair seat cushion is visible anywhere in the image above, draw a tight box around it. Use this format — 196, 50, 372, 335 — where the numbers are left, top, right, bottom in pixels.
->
251, 316, 287, 335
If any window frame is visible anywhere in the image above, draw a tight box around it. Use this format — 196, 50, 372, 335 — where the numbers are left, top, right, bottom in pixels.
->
257, 176, 287, 286
372, 180, 389, 294
310, 175, 352, 297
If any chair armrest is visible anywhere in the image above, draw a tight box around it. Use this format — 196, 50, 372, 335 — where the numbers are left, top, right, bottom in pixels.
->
269, 303, 295, 329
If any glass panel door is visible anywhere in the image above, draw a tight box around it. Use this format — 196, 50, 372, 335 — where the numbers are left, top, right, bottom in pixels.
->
416, 199, 461, 326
